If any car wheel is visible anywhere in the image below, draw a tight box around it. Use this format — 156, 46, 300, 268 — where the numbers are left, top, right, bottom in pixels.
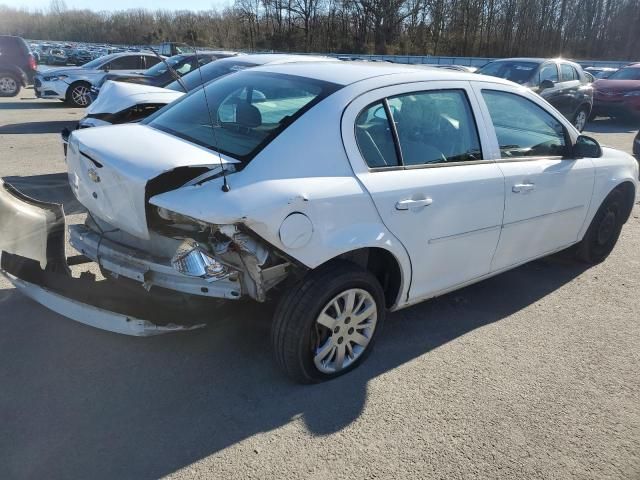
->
271, 261, 385, 383
66, 82, 92, 107
0, 74, 20, 97
576, 189, 625, 264
572, 106, 589, 132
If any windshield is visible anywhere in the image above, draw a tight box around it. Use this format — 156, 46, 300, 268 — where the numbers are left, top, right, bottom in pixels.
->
477, 61, 539, 84
145, 54, 187, 77
147, 71, 341, 162
166, 60, 258, 91
607, 67, 640, 80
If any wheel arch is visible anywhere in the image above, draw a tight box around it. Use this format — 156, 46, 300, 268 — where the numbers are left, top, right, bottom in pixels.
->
616, 180, 637, 223
319, 247, 405, 309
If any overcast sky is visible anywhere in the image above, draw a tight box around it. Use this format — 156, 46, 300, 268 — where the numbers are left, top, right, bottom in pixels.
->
3, 0, 232, 11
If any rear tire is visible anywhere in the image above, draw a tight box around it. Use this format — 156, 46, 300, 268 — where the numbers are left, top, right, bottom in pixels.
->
0, 74, 20, 97
271, 261, 385, 383
576, 189, 625, 264
66, 82, 91, 107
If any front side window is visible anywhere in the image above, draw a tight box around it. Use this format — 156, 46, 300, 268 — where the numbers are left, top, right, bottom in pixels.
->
147, 71, 340, 162
108, 55, 142, 70
539, 63, 559, 84
166, 60, 258, 91
482, 90, 566, 158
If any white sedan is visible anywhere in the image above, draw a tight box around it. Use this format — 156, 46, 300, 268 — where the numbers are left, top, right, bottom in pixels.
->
1, 63, 637, 383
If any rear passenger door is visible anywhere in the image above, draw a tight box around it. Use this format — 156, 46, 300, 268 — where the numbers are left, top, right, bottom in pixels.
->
342, 81, 505, 302
474, 85, 594, 271
557, 62, 582, 117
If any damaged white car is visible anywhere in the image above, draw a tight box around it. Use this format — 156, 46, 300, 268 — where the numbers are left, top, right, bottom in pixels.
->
1, 63, 638, 383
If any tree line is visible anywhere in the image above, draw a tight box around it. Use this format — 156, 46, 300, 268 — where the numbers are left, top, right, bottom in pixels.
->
0, 0, 639, 60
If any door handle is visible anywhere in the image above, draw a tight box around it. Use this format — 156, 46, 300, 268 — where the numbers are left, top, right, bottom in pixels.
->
396, 198, 433, 210
512, 183, 535, 193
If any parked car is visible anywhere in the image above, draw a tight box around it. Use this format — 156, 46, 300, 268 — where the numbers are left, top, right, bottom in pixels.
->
2, 63, 637, 383
156, 42, 197, 57
91, 51, 238, 97
68, 49, 93, 66
422, 64, 476, 73
591, 63, 640, 121
34, 52, 164, 107
64, 54, 332, 148
46, 48, 68, 65
584, 66, 618, 79
0, 35, 37, 96
476, 58, 594, 131
634, 131, 640, 158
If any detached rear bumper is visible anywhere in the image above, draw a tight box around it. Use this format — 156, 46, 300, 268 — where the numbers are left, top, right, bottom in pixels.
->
0, 179, 230, 336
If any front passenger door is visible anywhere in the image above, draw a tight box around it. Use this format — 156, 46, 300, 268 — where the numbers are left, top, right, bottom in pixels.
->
477, 87, 595, 271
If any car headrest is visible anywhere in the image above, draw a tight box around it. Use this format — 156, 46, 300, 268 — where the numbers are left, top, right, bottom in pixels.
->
236, 102, 261, 128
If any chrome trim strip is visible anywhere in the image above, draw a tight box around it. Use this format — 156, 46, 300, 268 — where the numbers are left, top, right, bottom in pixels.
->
428, 224, 501, 244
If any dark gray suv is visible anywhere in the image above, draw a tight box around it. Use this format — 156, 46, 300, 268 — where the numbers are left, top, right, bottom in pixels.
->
477, 58, 594, 131
0, 35, 37, 97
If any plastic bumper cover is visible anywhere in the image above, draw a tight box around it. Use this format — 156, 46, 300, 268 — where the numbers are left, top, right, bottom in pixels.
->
0, 179, 230, 335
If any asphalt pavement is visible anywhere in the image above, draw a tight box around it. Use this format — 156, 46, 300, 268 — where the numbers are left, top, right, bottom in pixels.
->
0, 90, 639, 480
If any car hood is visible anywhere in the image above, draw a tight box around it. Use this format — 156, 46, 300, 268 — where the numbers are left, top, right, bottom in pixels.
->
593, 79, 640, 92
67, 124, 236, 239
87, 80, 184, 115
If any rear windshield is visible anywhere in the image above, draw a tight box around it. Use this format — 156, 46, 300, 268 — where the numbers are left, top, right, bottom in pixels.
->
147, 71, 341, 162
165, 60, 258, 91
607, 67, 640, 80
477, 61, 539, 84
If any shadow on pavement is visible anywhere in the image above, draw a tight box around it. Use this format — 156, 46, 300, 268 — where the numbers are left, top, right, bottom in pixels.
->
0, 254, 588, 479
586, 117, 640, 134
3, 173, 85, 215
0, 120, 77, 135
0, 101, 68, 110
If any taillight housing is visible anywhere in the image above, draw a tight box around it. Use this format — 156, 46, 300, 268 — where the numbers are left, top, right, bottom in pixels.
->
28, 54, 37, 71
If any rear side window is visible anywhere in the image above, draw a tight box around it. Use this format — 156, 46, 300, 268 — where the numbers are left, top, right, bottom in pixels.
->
389, 90, 482, 165
561, 64, 577, 81
482, 90, 566, 158
355, 89, 482, 168
355, 102, 400, 168
147, 71, 340, 162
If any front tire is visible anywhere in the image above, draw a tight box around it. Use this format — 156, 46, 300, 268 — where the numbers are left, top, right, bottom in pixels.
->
66, 82, 91, 107
576, 189, 625, 264
572, 106, 589, 132
271, 262, 385, 383
0, 74, 20, 97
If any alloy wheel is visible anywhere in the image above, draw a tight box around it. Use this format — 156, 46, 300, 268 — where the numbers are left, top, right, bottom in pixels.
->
574, 110, 587, 131
0, 77, 17, 95
71, 85, 90, 106
313, 288, 378, 374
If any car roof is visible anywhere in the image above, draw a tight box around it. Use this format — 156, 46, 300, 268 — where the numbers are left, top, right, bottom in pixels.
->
218, 53, 333, 66
251, 61, 506, 86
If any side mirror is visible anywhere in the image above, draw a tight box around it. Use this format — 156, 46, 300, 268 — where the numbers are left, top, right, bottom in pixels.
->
102, 64, 110, 72
540, 79, 555, 90
573, 135, 602, 158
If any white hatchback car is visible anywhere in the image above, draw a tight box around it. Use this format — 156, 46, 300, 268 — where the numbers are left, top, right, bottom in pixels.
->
1, 63, 637, 383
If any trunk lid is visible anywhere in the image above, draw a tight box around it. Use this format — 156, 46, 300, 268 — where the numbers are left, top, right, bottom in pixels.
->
88, 81, 184, 115
67, 124, 236, 239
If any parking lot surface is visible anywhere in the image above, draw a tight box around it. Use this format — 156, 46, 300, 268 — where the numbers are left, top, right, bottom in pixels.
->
0, 91, 639, 480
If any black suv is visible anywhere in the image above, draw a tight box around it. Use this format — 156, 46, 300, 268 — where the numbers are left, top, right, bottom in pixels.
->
0, 35, 37, 97
477, 58, 594, 131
